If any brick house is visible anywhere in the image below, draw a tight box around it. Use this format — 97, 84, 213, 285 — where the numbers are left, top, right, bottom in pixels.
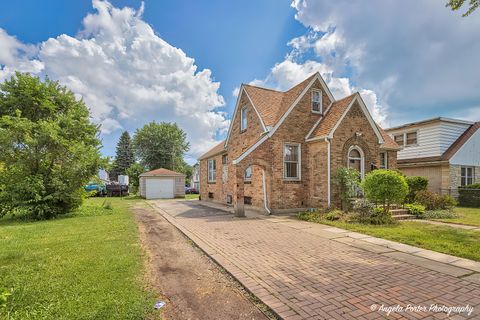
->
385, 118, 480, 196
198, 73, 399, 216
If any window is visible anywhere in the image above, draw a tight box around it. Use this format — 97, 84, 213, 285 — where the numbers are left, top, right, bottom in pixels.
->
348, 146, 364, 178
311, 90, 322, 113
406, 132, 417, 146
207, 159, 216, 183
240, 106, 248, 131
394, 134, 404, 146
244, 196, 252, 205
244, 166, 252, 181
461, 167, 474, 186
379, 152, 387, 169
222, 154, 228, 165
208, 192, 214, 199
284, 143, 300, 180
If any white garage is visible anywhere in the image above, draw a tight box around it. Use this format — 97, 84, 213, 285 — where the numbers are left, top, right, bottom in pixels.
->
139, 168, 186, 199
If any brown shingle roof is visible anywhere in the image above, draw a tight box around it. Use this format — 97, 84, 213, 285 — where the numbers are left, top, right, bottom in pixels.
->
243, 74, 316, 128
441, 121, 480, 160
379, 127, 400, 150
309, 93, 357, 138
140, 168, 185, 177
198, 140, 226, 160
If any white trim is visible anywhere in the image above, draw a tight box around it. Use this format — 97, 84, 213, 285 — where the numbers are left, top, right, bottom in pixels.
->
233, 72, 335, 164
328, 93, 384, 144
262, 169, 271, 214
326, 138, 331, 207
240, 106, 248, 131
225, 85, 267, 148
311, 89, 323, 114
283, 142, 301, 181
244, 165, 252, 181
379, 151, 388, 169
207, 159, 216, 183
347, 145, 365, 179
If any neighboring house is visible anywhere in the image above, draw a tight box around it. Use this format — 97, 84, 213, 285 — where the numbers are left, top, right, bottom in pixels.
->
191, 163, 200, 190
385, 118, 480, 196
139, 168, 186, 199
198, 73, 399, 216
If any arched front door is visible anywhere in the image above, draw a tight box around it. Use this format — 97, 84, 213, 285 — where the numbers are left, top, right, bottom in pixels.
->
347, 145, 365, 179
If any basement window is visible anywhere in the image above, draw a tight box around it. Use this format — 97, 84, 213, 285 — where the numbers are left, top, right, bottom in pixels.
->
208, 192, 214, 199
244, 196, 252, 205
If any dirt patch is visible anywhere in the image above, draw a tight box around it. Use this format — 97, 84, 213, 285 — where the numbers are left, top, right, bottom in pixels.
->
133, 205, 270, 320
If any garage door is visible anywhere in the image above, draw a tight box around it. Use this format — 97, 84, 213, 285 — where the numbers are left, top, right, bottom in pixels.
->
145, 178, 174, 199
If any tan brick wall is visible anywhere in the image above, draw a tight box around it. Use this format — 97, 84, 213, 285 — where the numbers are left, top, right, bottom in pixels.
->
199, 153, 226, 203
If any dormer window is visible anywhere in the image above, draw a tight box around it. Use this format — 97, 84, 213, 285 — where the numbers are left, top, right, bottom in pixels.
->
240, 106, 248, 131
311, 90, 322, 114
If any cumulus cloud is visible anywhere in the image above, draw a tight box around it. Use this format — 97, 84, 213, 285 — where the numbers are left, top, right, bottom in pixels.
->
291, 0, 480, 125
0, 0, 228, 159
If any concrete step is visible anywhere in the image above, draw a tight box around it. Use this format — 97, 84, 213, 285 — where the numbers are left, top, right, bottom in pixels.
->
390, 209, 409, 216
393, 214, 416, 220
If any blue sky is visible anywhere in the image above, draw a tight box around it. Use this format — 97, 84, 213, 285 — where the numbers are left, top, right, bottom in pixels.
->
1, 0, 479, 162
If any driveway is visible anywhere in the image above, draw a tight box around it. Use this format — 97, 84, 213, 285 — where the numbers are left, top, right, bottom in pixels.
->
150, 200, 480, 319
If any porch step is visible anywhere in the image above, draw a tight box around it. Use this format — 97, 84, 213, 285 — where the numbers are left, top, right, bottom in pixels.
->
390, 209, 409, 216
393, 214, 416, 220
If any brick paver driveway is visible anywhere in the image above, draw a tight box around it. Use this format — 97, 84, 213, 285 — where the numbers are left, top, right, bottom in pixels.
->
150, 200, 480, 320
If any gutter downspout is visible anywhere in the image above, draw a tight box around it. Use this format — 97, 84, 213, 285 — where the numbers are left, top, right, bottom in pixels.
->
262, 169, 271, 215
325, 137, 331, 207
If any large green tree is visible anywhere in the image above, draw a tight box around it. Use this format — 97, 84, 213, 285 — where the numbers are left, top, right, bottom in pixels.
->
0, 73, 102, 219
110, 131, 134, 181
447, 0, 479, 16
132, 121, 189, 172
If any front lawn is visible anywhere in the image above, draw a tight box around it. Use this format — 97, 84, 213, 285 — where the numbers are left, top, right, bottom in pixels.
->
433, 207, 480, 227
185, 194, 199, 200
0, 198, 159, 319
298, 214, 480, 262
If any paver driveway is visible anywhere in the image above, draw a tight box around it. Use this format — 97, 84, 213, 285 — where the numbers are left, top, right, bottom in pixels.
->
150, 200, 480, 320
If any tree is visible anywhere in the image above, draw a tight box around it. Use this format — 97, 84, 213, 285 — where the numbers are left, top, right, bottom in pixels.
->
126, 163, 145, 194
446, 0, 479, 16
361, 169, 408, 212
132, 121, 189, 172
110, 131, 134, 181
0, 73, 102, 219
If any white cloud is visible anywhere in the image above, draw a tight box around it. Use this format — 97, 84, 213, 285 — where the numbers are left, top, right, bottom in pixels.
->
291, 0, 480, 125
0, 0, 228, 160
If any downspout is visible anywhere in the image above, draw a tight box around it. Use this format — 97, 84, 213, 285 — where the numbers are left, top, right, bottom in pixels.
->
325, 137, 331, 207
262, 169, 271, 215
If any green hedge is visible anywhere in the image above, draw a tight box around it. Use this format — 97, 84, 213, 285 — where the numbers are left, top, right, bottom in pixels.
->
458, 187, 480, 207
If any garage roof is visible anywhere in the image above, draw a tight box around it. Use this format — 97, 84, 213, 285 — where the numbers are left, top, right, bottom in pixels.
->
140, 168, 186, 177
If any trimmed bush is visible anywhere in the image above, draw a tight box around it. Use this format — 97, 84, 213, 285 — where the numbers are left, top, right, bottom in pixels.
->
415, 190, 457, 210
361, 169, 409, 212
458, 185, 480, 207
405, 176, 429, 203
405, 203, 426, 217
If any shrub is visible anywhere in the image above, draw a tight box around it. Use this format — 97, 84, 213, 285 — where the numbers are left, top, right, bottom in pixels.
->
325, 210, 343, 221
458, 187, 480, 207
415, 190, 457, 210
332, 167, 360, 210
461, 183, 480, 189
405, 176, 429, 203
423, 210, 458, 219
405, 203, 426, 217
361, 169, 408, 212
351, 198, 375, 221
369, 207, 394, 225
297, 211, 322, 223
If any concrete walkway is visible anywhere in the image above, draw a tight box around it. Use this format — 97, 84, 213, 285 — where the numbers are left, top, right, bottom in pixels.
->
409, 219, 480, 232
149, 200, 480, 319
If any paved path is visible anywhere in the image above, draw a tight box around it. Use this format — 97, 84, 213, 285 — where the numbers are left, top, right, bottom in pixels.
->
409, 219, 480, 232
149, 200, 480, 320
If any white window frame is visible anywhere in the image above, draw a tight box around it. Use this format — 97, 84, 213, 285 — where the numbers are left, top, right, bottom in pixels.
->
311, 89, 322, 114
461, 166, 474, 186
347, 145, 365, 179
283, 143, 301, 180
244, 166, 252, 182
207, 159, 216, 183
393, 131, 418, 148
240, 106, 248, 131
379, 152, 388, 169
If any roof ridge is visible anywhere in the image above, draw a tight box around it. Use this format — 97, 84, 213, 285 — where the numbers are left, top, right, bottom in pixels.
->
243, 84, 283, 93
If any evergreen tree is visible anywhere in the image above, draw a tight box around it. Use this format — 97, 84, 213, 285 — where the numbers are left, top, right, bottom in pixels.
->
110, 131, 134, 181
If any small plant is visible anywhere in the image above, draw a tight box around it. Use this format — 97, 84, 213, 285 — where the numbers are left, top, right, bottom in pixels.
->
297, 211, 322, 222
0, 288, 11, 309
351, 198, 375, 222
423, 210, 459, 219
369, 207, 394, 225
361, 169, 409, 212
415, 190, 457, 210
405, 176, 429, 203
102, 200, 113, 210
325, 210, 343, 221
332, 167, 361, 210
405, 203, 426, 218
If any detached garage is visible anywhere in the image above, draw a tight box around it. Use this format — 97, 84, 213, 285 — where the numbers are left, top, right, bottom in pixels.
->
139, 168, 186, 199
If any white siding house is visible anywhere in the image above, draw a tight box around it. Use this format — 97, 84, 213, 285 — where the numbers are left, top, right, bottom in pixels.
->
385, 118, 480, 195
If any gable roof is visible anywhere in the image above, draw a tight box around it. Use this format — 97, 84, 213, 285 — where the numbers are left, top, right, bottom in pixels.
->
198, 140, 226, 160
140, 168, 185, 177
441, 121, 480, 160
379, 128, 400, 150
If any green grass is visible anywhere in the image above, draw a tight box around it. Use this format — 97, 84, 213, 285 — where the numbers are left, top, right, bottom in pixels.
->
0, 198, 159, 320
432, 207, 480, 227
299, 213, 480, 262
185, 194, 199, 200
